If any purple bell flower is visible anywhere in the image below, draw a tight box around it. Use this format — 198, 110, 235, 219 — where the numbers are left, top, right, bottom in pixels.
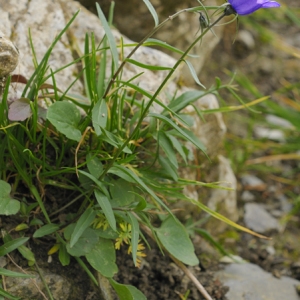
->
227, 0, 280, 15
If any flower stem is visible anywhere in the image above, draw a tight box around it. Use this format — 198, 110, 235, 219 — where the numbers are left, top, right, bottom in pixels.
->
100, 10, 227, 179
102, 6, 222, 100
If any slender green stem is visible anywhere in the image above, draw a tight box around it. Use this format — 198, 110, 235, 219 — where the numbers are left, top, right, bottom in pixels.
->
102, 6, 220, 100
35, 262, 54, 300
100, 11, 227, 180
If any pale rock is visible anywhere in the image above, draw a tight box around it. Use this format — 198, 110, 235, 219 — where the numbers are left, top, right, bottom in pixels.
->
235, 30, 255, 50
0, 0, 83, 97
216, 263, 300, 300
254, 126, 286, 142
244, 203, 282, 233
240, 174, 267, 190
240, 190, 255, 202
266, 114, 294, 129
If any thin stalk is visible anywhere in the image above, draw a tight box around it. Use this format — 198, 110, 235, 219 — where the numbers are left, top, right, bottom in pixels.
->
35, 262, 54, 300
102, 6, 221, 100
100, 11, 227, 180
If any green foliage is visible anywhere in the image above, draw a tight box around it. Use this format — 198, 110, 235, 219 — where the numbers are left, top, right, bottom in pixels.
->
0, 181, 20, 215
110, 278, 147, 300
47, 101, 82, 142
0, 1, 279, 299
156, 216, 199, 266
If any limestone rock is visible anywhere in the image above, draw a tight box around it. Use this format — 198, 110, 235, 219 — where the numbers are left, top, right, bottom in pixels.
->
5, 267, 71, 300
244, 203, 282, 233
0, 0, 83, 96
216, 263, 300, 300
78, 0, 223, 86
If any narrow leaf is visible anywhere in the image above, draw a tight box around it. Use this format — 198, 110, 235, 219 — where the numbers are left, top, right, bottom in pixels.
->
77, 169, 110, 198
108, 165, 174, 216
148, 113, 206, 153
184, 59, 205, 88
142, 0, 159, 26
0, 237, 29, 256
96, 3, 118, 68
0, 288, 20, 300
167, 90, 205, 113
144, 38, 198, 57
70, 208, 96, 248
158, 131, 178, 169
188, 197, 270, 239
125, 58, 172, 71
33, 224, 60, 238
127, 212, 139, 266
101, 128, 132, 154
158, 156, 178, 181
117, 80, 190, 127
0, 268, 35, 278
165, 133, 187, 164
194, 228, 230, 257
94, 190, 116, 231
92, 99, 108, 136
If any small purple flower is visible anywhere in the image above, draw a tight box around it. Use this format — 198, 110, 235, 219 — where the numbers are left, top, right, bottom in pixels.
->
227, 0, 280, 15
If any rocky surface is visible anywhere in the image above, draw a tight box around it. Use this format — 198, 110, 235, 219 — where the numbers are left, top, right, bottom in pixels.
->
216, 263, 300, 300
77, 0, 223, 85
244, 202, 282, 233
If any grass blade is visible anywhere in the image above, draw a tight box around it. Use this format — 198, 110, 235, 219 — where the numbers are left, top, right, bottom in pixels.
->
96, 3, 118, 69
142, 0, 159, 26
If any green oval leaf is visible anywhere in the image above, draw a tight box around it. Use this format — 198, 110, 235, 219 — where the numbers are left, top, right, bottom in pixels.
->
18, 245, 35, 266
67, 227, 99, 257
0, 180, 20, 216
109, 278, 147, 300
59, 244, 71, 266
86, 238, 118, 278
156, 216, 199, 266
86, 154, 104, 179
47, 101, 82, 142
